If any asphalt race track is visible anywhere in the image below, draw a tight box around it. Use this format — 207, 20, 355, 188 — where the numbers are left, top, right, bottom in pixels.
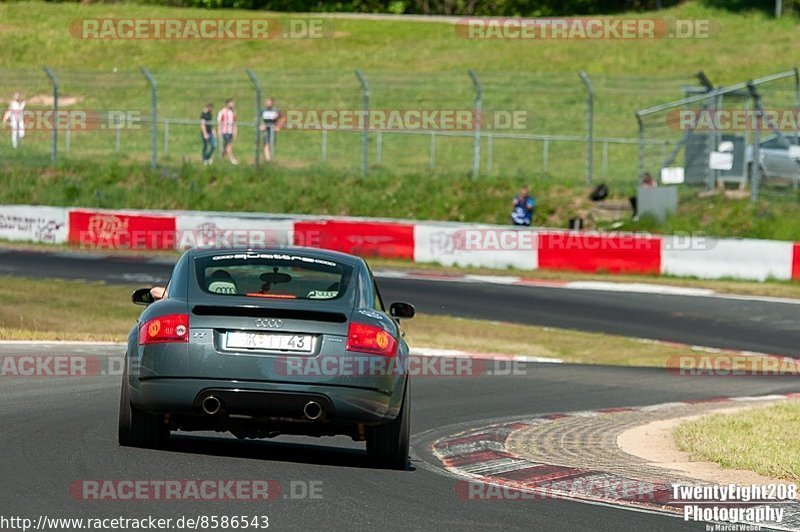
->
2, 248, 800, 531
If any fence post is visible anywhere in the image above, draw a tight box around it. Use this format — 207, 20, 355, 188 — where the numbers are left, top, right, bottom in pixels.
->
164, 119, 169, 155
793, 67, 799, 146
703, 101, 715, 191
712, 93, 724, 189
246, 69, 263, 168
355, 69, 369, 176
430, 131, 436, 170
43, 67, 59, 163
747, 81, 762, 203
602, 140, 608, 179
487, 133, 493, 172
579, 71, 594, 184
542, 139, 549, 174
635, 113, 644, 180
140, 68, 158, 169
468, 69, 482, 179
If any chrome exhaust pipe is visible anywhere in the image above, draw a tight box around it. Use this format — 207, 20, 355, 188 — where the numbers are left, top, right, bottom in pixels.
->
303, 401, 323, 421
201, 395, 223, 416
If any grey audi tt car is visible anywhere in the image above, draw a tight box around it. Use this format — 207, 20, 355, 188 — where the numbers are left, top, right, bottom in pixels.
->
118, 247, 415, 469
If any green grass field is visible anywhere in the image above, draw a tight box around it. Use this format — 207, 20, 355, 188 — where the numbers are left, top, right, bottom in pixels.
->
674, 401, 800, 481
2, 1, 800, 238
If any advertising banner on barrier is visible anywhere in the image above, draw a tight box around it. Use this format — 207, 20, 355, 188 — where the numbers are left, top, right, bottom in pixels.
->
4, 203, 800, 283
793, 244, 800, 281
68, 210, 176, 250
413, 224, 538, 270
0, 205, 68, 244
293, 220, 415, 260
538, 231, 662, 274
662, 236, 794, 281
175, 215, 293, 250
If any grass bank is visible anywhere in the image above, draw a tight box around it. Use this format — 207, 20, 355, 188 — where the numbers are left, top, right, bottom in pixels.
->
674, 402, 800, 481
5, 160, 800, 239
2, 2, 800, 237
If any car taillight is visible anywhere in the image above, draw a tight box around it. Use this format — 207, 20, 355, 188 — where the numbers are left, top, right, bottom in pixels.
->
139, 314, 189, 345
346, 322, 397, 357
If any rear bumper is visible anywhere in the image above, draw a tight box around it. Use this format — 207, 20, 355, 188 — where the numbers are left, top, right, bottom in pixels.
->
131, 377, 403, 424
192, 389, 335, 420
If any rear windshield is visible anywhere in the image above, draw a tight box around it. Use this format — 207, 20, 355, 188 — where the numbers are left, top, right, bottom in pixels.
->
195, 252, 353, 301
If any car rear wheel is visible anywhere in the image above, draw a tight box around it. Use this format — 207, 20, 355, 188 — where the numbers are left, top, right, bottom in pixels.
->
118, 372, 169, 449
366, 383, 410, 470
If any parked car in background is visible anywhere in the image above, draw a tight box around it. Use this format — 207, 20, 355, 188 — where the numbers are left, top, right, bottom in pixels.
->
746, 134, 800, 185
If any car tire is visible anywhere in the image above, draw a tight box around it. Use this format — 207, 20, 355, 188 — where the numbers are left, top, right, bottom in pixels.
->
117, 372, 133, 446
366, 381, 410, 470
118, 367, 168, 449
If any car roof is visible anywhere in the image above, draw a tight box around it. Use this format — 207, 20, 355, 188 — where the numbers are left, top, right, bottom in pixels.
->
185, 246, 365, 267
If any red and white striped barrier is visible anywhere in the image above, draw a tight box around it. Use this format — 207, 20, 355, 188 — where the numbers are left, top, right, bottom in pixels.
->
2, 204, 799, 283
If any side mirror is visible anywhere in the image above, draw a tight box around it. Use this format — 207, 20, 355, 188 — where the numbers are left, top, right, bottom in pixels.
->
389, 302, 415, 320
132, 288, 155, 306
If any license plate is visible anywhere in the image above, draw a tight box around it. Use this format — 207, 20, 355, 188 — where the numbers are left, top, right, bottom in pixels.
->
225, 332, 314, 353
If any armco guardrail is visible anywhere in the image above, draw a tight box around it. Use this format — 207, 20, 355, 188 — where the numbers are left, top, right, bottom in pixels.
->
1, 204, 799, 282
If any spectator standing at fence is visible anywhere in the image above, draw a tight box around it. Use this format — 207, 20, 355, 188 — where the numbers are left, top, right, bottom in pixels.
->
217, 98, 238, 165
259, 97, 285, 162
200, 102, 216, 165
510, 186, 535, 226
2, 93, 25, 149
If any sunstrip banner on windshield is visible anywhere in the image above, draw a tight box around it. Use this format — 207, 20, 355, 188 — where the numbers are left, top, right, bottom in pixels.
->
10, 204, 800, 282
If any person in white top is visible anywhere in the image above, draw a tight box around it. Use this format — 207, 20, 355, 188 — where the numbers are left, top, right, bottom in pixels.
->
2, 93, 25, 149
216, 98, 238, 165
